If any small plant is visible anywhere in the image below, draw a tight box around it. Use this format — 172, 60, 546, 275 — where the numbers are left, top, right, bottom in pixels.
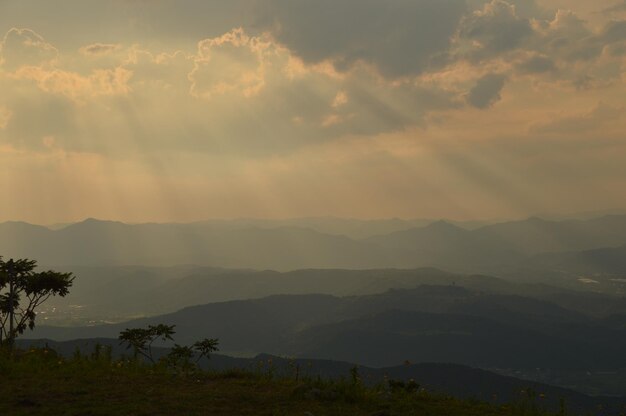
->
164, 344, 195, 373
164, 339, 219, 374
90, 343, 112, 363
512, 387, 552, 415
559, 397, 566, 416
350, 365, 361, 386
388, 379, 420, 395
288, 358, 301, 381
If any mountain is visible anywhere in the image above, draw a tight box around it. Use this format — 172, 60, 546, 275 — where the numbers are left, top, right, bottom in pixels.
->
30, 285, 626, 371
193, 217, 435, 239
366, 215, 626, 270
474, 215, 626, 255
40, 266, 572, 325
290, 308, 626, 370
532, 244, 626, 275
366, 220, 522, 269
3, 215, 626, 274
0, 218, 386, 269
0, 221, 55, 259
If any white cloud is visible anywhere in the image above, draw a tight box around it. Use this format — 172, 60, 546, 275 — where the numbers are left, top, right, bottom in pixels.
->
189, 28, 270, 98
11, 66, 133, 102
0, 28, 58, 71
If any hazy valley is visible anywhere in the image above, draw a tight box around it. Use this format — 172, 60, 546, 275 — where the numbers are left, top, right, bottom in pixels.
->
1, 214, 625, 413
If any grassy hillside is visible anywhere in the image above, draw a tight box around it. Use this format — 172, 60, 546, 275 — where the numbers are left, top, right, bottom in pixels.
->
0, 348, 562, 416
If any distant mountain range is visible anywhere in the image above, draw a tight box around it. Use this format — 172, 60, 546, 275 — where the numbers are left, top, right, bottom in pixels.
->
40, 266, 613, 323
533, 244, 626, 275
3, 215, 626, 274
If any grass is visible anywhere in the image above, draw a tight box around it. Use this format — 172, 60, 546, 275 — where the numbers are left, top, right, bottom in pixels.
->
0, 347, 560, 416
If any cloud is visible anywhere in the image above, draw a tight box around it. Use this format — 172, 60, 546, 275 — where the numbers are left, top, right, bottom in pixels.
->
600, 19, 626, 43
449, 4, 626, 92
515, 54, 555, 73
466, 73, 507, 108
253, 0, 468, 78
1, 2, 626, 223
459, 0, 533, 59
332, 91, 348, 108
0, 86, 79, 151
532, 10, 626, 63
124, 48, 195, 92
0, 25, 460, 157
602, 1, 626, 15
0, 1, 253, 50
0, 8, 622, 156
79, 43, 121, 56
0, 106, 12, 129
12, 66, 133, 102
530, 102, 623, 136
0, 28, 58, 71
0, 29, 132, 103
189, 28, 269, 98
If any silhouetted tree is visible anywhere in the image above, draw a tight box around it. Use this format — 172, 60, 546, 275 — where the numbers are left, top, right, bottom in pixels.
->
119, 324, 176, 363
0, 257, 74, 348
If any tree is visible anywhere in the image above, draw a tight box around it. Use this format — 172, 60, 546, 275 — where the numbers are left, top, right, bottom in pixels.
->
118, 324, 176, 363
0, 257, 74, 348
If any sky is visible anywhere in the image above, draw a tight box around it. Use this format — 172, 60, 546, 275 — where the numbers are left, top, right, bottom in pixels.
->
0, 0, 625, 224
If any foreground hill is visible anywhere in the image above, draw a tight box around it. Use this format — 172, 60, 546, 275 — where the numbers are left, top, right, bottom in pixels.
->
16, 339, 626, 415
2, 346, 580, 416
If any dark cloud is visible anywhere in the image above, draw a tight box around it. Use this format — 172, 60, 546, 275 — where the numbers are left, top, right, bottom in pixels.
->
79, 43, 120, 55
253, 0, 468, 78
459, 0, 533, 59
541, 15, 626, 63
601, 20, 626, 43
602, 1, 626, 15
466, 73, 506, 108
516, 55, 555, 74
